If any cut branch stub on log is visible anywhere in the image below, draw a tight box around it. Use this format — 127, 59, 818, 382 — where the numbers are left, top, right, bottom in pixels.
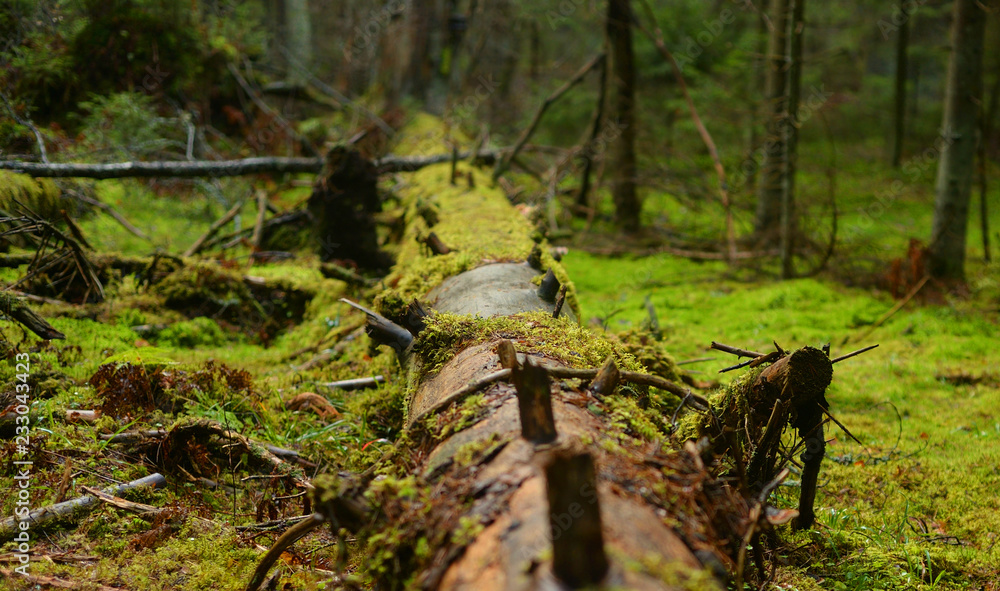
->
421, 231, 453, 255
536, 268, 561, 302
340, 298, 413, 362
496, 339, 520, 370
512, 358, 557, 444
587, 355, 620, 400
545, 450, 609, 588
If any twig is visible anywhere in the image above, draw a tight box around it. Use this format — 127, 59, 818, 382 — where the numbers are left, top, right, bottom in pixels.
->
79, 486, 162, 515
494, 53, 605, 179
245, 513, 325, 591
279, 45, 395, 137
710, 342, 765, 359
823, 408, 863, 445
851, 275, 930, 343
0, 291, 67, 340
405, 369, 512, 429
251, 189, 269, 250
0, 567, 122, 591
184, 197, 247, 257
676, 357, 715, 366
0, 91, 48, 163
70, 190, 149, 240
228, 61, 316, 156
317, 376, 385, 390
831, 344, 879, 364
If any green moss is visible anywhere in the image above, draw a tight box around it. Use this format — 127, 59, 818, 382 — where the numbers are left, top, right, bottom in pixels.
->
413, 310, 643, 380
0, 170, 61, 220
104, 521, 259, 591
156, 316, 230, 348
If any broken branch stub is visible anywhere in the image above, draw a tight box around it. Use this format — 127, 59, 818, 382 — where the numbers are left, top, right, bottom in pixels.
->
587, 355, 620, 400
545, 450, 609, 587
496, 339, 519, 370
752, 346, 833, 529
512, 358, 557, 444
537, 268, 561, 302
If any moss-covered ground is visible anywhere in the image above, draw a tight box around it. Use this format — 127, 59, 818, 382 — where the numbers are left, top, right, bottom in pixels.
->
561, 140, 1000, 589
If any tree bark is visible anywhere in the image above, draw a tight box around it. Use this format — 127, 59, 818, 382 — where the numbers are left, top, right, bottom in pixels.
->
607, 0, 640, 232
928, 0, 986, 280
755, 0, 790, 242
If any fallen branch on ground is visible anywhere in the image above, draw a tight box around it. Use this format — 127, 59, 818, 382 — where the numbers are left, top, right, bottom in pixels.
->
0, 473, 166, 537
0, 151, 502, 179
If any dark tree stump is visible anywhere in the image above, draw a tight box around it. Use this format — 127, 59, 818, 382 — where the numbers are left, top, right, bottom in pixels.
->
307, 147, 393, 270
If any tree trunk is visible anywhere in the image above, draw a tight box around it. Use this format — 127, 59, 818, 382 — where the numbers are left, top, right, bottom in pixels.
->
781, 0, 805, 279
891, 16, 909, 168
755, 0, 789, 242
607, 0, 640, 232
283, 0, 312, 86
928, 0, 986, 280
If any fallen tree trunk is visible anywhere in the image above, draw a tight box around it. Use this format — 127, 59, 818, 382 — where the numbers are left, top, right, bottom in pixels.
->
0, 152, 499, 179
293, 153, 780, 591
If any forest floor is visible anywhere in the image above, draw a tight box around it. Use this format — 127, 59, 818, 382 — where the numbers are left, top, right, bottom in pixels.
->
1, 133, 998, 590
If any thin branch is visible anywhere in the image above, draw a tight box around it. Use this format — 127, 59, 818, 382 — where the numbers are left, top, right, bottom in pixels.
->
831, 344, 879, 364
183, 197, 248, 258
70, 190, 150, 240
494, 53, 605, 179
278, 45, 395, 137
0, 91, 48, 163
634, 2, 735, 262
852, 275, 930, 343
710, 342, 765, 359
228, 61, 317, 156
245, 513, 325, 591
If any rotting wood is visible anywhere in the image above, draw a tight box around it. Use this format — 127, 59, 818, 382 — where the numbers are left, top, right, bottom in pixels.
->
253, 145, 789, 591
421, 231, 453, 255
0, 291, 66, 339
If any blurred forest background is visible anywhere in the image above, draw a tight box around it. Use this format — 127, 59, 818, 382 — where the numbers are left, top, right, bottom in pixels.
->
2, 0, 997, 279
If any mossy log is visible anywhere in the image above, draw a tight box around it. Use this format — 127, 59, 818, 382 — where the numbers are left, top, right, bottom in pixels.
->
307, 157, 741, 591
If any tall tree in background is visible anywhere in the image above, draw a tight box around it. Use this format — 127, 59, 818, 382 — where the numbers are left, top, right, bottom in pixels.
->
891, 13, 909, 168
781, 0, 805, 278
928, 0, 986, 280
755, 0, 790, 242
607, 0, 639, 232
284, 0, 312, 86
